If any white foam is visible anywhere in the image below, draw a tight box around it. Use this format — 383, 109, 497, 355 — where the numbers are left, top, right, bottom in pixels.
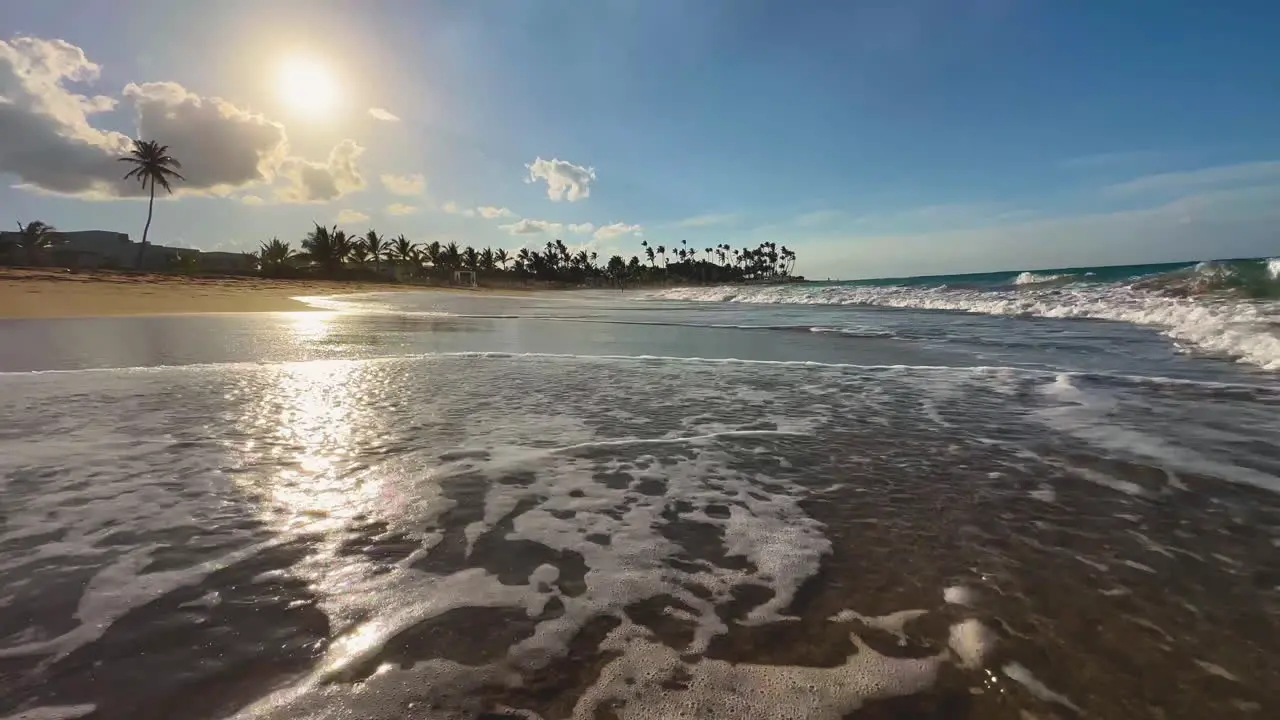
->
652, 282, 1280, 370
1014, 271, 1067, 286
1194, 660, 1240, 681
948, 619, 998, 669
1002, 662, 1082, 713
572, 629, 942, 719
828, 608, 928, 643
0, 707, 97, 720
943, 585, 978, 607
1268, 257, 1280, 280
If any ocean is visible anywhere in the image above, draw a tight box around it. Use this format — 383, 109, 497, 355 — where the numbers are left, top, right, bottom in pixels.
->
0, 257, 1278, 719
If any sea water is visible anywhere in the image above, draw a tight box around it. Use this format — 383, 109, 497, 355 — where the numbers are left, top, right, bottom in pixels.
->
0, 262, 1278, 719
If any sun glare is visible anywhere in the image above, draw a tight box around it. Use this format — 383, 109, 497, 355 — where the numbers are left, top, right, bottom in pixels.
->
277, 57, 338, 114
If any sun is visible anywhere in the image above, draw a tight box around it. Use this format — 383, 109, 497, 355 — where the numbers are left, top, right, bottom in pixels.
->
277, 57, 338, 114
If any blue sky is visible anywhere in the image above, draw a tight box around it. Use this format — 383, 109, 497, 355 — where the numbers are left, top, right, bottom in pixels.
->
3, 0, 1279, 278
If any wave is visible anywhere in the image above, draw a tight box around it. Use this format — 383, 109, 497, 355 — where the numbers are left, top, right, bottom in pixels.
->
652, 272, 1280, 371
1013, 271, 1070, 286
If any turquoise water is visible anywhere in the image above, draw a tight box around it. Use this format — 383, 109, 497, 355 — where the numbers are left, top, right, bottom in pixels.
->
833, 256, 1280, 295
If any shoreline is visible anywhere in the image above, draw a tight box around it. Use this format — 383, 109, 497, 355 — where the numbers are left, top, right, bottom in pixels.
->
0, 269, 503, 319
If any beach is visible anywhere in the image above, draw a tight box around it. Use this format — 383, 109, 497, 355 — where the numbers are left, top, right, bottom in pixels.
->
0, 269, 493, 318
0, 276, 1277, 720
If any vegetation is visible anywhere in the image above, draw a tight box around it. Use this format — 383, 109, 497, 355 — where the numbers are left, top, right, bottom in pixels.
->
250, 222, 801, 286
118, 140, 185, 268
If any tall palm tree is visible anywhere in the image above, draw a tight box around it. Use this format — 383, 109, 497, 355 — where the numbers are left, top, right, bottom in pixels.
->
364, 230, 386, 273
479, 247, 495, 271
424, 241, 443, 274
494, 247, 510, 270
118, 140, 184, 269
444, 241, 461, 269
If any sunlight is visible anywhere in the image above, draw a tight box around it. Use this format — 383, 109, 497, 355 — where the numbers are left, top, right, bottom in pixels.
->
277, 56, 339, 114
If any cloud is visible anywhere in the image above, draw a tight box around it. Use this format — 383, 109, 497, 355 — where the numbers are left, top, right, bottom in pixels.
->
276, 139, 366, 203
675, 213, 737, 228
442, 201, 476, 218
1058, 150, 1163, 170
335, 209, 370, 225
0, 36, 365, 202
241, 195, 265, 206
793, 209, 846, 226
568, 223, 595, 234
525, 157, 595, 202
593, 222, 643, 240
386, 203, 418, 215
1105, 161, 1280, 197
500, 218, 564, 235
368, 107, 400, 122
477, 206, 514, 219
381, 173, 425, 196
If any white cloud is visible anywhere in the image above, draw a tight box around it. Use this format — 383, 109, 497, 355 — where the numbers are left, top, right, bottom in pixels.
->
381, 173, 425, 196
793, 209, 845, 226
593, 222, 643, 240
568, 223, 595, 234
675, 213, 737, 228
241, 195, 265, 206
442, 201, 476, 218
1106, 161, 1280, 197
477, 206, 514, 219
368, 107, 400, 122
525, 156, 595, 202
1059, 150, 1162, 170
335, 209, 370, 225
275, 139, 366, 203
386, 203, 418, 215
500, 218, 564, 235
0, 37, 364, 202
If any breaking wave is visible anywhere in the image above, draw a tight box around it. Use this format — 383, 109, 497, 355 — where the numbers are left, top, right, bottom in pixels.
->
652, 259, 1280, 370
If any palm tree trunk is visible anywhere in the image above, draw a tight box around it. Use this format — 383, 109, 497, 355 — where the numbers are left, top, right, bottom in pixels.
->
135, 182, 155, 269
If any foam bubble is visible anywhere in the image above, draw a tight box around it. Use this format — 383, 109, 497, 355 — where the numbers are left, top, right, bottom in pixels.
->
0, 707, 97, 720
943, 585, 978, 607
948, 619, 998, 669
574, 629, 942, 719
1002, 662, 1082, 713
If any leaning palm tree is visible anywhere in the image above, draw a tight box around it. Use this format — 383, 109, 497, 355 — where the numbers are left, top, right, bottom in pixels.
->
494, 248, 510, 270
118, 140, 184, 269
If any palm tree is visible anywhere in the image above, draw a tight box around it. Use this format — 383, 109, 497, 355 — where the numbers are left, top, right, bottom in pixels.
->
480, 247, 495, 271
645, 245, 655, 266
444, 242, 460, 269
391, 234, 417, 264
257, 237, 295, 276
118, 140, 184, 269
349, 241, 370, 266
461, 245, 479, 270
300, 224, 351, 276
364, 230, 386, 273
494, 248, 510, 270
424, 241, 443, 275
12, 221, 61, 264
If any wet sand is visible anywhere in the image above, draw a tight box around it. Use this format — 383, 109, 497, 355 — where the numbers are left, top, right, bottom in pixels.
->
0, 269, 502, 318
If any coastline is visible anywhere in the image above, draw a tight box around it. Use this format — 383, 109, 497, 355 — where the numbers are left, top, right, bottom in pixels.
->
0, 269, 485, 319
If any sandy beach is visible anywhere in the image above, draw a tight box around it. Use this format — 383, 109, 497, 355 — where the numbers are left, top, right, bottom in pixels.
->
0, 269, 460, 318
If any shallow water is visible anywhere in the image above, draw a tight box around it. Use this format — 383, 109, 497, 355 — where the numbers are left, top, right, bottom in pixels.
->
0, 290, 1277, 719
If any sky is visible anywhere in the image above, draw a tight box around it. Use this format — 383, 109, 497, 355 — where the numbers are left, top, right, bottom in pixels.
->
2, 0, 1279, 279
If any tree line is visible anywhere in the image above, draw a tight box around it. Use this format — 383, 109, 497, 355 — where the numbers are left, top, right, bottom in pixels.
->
258, 226, 799, 285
